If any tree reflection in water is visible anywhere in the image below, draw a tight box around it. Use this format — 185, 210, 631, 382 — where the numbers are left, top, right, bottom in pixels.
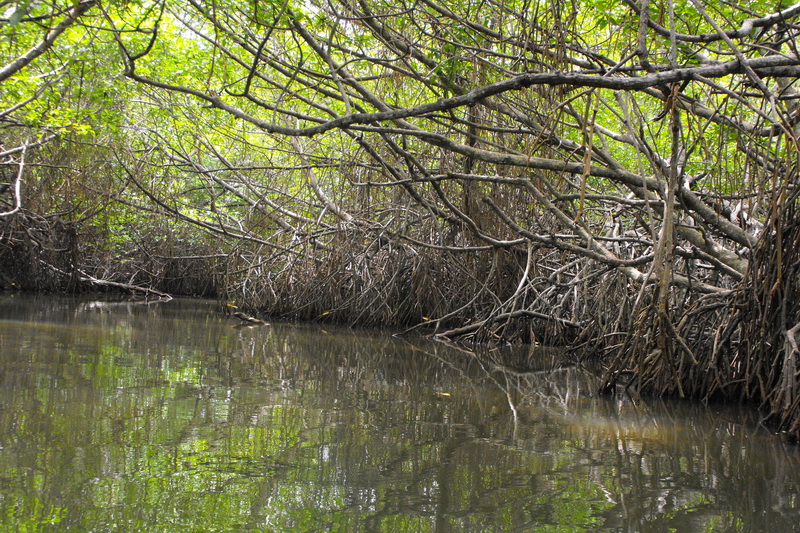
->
0, 295, 798, 531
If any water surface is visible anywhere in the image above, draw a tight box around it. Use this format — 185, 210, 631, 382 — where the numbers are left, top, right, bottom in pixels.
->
0, 294, 798, 531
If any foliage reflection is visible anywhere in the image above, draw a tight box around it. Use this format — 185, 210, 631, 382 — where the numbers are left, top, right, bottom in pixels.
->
0, 295, 798, 531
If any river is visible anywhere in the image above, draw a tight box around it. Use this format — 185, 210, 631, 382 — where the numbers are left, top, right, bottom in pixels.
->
0, 294, 798, 531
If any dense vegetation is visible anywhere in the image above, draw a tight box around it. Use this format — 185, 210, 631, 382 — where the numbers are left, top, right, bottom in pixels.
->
2, 0, 800, 438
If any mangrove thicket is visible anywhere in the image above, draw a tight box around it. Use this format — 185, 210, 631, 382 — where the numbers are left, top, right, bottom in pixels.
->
2, 0, 800, 438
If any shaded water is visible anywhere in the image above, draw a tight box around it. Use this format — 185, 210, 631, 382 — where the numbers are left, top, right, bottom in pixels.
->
0, 295, 798, 532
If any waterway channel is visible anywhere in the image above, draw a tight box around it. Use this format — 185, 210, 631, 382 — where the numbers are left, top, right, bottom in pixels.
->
0, 294, 798, 531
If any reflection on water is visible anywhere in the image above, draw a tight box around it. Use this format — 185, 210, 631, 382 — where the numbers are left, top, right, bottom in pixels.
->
0, 294, 798, 532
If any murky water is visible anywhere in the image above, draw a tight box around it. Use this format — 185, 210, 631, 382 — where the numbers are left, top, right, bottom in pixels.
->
0, 294, 798, 532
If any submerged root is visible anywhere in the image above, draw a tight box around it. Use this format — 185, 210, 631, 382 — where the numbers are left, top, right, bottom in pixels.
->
0, 210, 219, 297
602, 189, 800, 441
222, 223, 644, 347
